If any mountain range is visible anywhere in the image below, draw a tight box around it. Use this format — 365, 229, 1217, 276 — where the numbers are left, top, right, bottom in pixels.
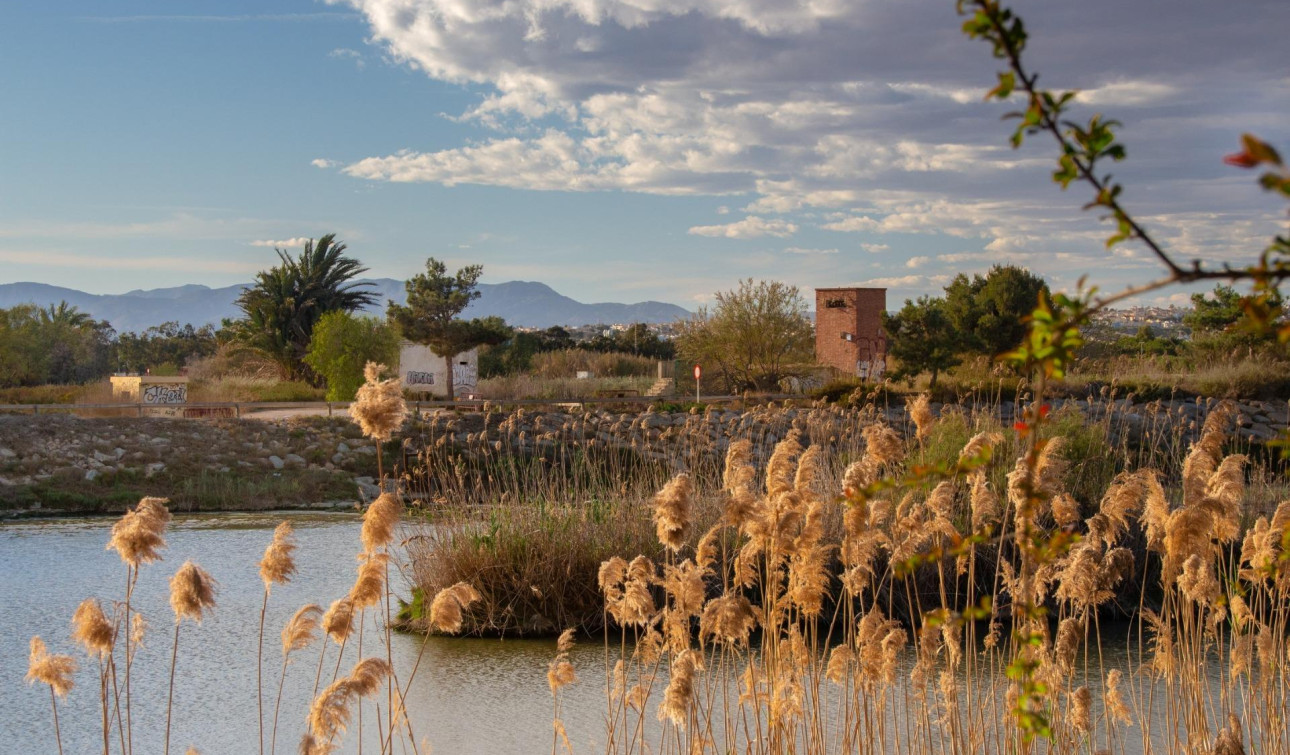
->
0, 279, 691, 333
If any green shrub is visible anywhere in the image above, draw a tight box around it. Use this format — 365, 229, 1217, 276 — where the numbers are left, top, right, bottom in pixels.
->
304, 311, 401, 401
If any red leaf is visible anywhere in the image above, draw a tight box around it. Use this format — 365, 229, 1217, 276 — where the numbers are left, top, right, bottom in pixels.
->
1224, 151, 1258, 168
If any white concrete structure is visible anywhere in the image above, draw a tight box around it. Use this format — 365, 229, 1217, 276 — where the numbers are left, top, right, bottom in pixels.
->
110, 375, 188, 403
398, 341, 480, 398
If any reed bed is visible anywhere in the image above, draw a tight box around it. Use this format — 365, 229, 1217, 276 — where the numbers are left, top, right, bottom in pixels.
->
556, 396, 1289, 754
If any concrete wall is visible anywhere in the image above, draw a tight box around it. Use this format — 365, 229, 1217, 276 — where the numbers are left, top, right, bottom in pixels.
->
814, 288, 887, 380
109, 375, 189, 404
398, 342, 479, 398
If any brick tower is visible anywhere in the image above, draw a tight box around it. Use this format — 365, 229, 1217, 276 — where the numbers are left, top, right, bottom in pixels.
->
814, 288, 887, 380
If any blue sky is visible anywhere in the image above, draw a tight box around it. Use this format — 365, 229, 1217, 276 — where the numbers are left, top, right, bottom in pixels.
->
2, 0, 1286, 310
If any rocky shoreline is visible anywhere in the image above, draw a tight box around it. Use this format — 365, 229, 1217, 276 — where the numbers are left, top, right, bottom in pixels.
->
0, 414, 384, 518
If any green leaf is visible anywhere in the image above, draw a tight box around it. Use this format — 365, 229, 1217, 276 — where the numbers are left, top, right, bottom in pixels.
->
987, 71, 1016, 100
1242, 133, 1283, 166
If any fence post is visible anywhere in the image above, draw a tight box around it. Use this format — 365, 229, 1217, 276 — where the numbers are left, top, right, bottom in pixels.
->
137, 404, 143, 418
236, 403, 241, 419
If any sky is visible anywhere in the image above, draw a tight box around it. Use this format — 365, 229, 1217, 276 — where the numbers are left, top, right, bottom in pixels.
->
1, 0, 1286, 310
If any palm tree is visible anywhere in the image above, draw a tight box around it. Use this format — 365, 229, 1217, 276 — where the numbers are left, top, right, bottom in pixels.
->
233, 235, 377, 381
39, 301, 92, 328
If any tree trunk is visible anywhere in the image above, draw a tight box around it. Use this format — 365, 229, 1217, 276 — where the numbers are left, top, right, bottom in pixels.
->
444, 351, 456, 401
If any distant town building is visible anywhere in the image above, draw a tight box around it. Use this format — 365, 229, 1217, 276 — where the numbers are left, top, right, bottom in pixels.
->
398, 342, 479, 398
814, 288, 887, 380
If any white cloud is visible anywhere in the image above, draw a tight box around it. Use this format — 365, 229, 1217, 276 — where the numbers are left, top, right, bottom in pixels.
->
821, 216, 880, 233
1075, 80, 1176, 106
250, 237, 311, 247
860, 243, 889, 253
328, 48, 365, 68
311, 158, 338, 168
688, 216, 798, 239
783, 246, 838, 255
905, 256, 929, 269
856, 275, 927, 288
330, 0, 1288, 297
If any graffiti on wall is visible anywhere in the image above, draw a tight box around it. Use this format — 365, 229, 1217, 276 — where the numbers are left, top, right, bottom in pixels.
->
142, 384, 187, 404
453, 363, 478, 396
855, 336, 887, 382
406, 371, 435, 386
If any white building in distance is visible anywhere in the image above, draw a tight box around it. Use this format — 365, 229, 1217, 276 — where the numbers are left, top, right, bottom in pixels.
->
397, 341, 480, 399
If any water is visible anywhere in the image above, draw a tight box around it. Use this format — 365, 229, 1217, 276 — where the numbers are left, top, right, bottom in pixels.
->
0, 513, 1262, 755
0, 513, 609, 755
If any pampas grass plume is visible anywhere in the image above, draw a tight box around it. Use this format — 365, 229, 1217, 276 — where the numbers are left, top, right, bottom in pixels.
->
699, 593, 757, 646
309, 678, 355, 741
349, 362, 406, 441
108, 496, 171, 568
652, 473, 693, 552
71, 598, 115, 658
26, 636, 76, 697
908, 394, 934, 442
658, 649, 699, 727
282, 604, 324, 655
429, 581, 482, 634
361, 493, 402, 554
349, 552, 388, 610
169, 561, 217, 624
548, 628, 577, 693
346, 657, 391, 698
322, 598, 355, 645
259, 521, 297, 589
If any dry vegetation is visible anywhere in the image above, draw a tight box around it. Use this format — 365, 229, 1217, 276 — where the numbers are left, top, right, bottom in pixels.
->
557, 399, 1289, 754
21, 365, 1290, 753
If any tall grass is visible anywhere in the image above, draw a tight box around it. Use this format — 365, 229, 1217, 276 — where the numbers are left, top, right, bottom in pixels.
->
565, 397, 1288, 754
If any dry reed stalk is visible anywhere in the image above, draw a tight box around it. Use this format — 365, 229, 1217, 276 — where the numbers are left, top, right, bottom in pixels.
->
361, 492, 402, 554
653, 473, 694, 552
908, 394, 934, 444
271, 604, 323, 755
108, 496, 170, 755
428, 582, 482, 634
349, 362, 407, 443
257, 521, 297, 755
548, 629, 577, 755
306, 657, 391, 750
165, 561, 216, 755
71, 597, 116, 753
27, 636, 76, 755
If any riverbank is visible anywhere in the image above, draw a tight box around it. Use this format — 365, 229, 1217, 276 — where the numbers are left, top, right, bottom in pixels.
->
0, 414, 382, 517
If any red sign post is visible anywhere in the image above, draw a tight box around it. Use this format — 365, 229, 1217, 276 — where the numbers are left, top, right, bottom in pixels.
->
693, 364, 701, 403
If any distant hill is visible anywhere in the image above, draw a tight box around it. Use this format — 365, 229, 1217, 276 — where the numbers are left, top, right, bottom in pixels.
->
0, 279, 690, 332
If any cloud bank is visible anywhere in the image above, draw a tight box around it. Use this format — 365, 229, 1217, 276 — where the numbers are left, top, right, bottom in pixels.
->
332, 0, 1290, 297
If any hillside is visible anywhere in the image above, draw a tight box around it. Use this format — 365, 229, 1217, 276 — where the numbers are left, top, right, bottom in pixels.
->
0, 279, 690, 332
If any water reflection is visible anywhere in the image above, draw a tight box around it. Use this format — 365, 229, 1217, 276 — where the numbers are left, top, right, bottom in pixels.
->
1, 513, 606, 754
